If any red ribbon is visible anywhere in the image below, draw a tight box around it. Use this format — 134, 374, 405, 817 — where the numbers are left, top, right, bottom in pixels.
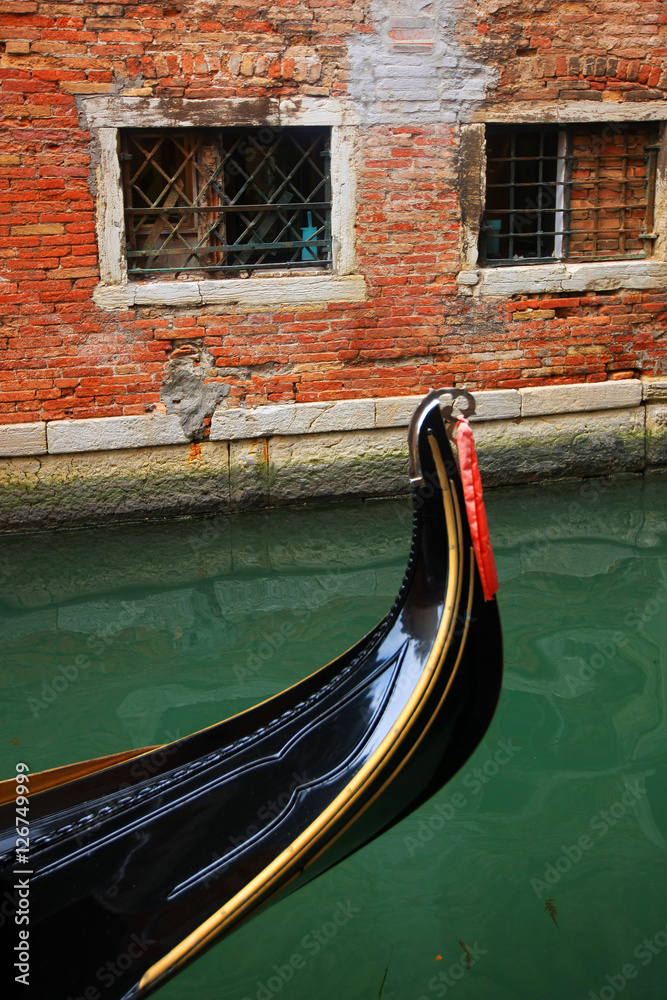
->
455, 415, 499, 601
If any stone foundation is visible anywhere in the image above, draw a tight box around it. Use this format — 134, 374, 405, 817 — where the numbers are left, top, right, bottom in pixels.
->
0, 380, 665, 531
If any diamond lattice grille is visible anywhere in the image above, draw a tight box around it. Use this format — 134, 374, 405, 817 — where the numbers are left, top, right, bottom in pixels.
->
121, 127, 332, 277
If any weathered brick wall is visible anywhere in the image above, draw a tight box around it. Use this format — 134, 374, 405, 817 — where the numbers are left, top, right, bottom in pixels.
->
467, 0, 667, 103
1, 0, 666, 427
566, 125, 651, 259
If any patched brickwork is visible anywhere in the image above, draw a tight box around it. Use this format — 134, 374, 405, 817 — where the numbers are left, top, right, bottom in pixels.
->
1, 1, 666, 427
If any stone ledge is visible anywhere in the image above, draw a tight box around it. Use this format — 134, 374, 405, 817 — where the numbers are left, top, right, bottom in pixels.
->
470, 407, 646, 486
0, 422, 46, 457
646, 403, 667, 467
520, 380, 642, 417
473, 389, 522, 421
211, 399, 375, 441
475, 260, 667, 297
46, 413, 188, 454
474, 101, 667, 125
642, 377, 667, 402
267, 428, 408, 503
0, 442, 231, 530
0, 380, 650, 459
1, 406, 661, 531
93, 274, 367, 312
213, 389, 522, 442
373, 396, 422, 427
374, 389, 521, 426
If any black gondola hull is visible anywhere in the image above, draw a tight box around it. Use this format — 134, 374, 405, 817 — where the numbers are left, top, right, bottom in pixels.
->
0, 390, 503, 999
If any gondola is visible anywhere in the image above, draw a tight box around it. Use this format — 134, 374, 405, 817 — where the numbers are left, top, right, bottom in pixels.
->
0, 388, 503, 999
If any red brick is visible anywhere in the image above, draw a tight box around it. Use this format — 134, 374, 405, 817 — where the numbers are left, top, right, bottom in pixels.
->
0, 4, 663, 422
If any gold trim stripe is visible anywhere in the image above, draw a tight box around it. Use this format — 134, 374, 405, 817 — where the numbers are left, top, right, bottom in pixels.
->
0, 746, 162, 808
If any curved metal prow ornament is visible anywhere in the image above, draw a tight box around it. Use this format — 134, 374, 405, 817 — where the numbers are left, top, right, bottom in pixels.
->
408, 388, 476, 485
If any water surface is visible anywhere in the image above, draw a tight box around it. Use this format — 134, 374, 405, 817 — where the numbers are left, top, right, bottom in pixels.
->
1, 474, 665, 999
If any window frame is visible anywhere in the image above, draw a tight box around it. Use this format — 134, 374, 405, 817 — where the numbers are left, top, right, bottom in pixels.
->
458, 106, 667, 297
85, 97, 364, 311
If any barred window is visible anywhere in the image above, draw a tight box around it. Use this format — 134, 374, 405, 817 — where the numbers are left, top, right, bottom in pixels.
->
120, 126, 332, 279
481, 123, 659, 266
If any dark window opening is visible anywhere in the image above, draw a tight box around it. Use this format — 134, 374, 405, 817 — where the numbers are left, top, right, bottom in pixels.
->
481, 123, 659, 266
120, 126, 332, 279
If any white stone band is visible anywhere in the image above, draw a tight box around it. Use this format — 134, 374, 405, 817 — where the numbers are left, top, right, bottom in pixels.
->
0, 379, 659, 458
467, 261, 667, 297
93, 274, 367, 312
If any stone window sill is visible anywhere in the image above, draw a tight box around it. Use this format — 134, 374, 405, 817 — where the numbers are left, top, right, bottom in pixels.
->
93, 274, 367, 311
457, 259, 667, 297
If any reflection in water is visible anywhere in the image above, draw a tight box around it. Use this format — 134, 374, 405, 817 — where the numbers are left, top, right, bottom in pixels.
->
0, 502, 413, 771
1, 475, 666, 999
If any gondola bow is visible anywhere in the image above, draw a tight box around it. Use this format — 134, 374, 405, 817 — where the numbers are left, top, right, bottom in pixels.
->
0, 388, 503, 999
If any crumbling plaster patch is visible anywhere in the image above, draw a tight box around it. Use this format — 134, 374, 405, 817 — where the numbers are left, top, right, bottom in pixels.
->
346, 0, 499, 126
160, 343, 229, 442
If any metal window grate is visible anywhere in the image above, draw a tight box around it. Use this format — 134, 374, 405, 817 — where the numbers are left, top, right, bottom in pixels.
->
120, 126, 332, 278
481, 123, 659, 267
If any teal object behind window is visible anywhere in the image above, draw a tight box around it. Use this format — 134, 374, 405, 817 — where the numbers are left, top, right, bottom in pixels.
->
301, 211, 318, 260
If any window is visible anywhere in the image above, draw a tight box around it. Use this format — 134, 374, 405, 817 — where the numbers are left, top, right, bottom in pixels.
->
87, 96, 363, 311
120, 126, 332, 279
481, 123, 659, 267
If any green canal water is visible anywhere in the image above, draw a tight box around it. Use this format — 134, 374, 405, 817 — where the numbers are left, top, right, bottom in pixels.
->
1, 474, 666, 999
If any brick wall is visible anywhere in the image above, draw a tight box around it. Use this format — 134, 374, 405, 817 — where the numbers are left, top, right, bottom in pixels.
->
467, 0, 667, 103
566, 125, 651, 259
1, 1, 666, 427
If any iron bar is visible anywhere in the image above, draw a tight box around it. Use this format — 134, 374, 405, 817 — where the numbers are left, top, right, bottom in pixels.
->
483, 122, 657, 266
